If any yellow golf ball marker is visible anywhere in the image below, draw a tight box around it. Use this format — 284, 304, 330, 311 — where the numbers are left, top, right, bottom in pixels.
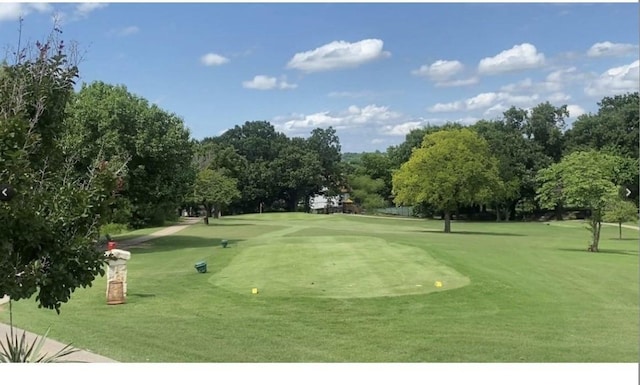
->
434, 281, 443, 288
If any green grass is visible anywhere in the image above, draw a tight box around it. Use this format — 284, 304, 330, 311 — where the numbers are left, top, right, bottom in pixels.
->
1, 214, 637, 362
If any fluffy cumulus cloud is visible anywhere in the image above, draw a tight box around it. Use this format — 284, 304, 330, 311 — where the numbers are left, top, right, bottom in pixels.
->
566, 104, 586, 118
412, 60, 478, 87
587, 41, 638, 58
74, 3, 107, 19
274, 104, 402, 134
547, 92, 572, 104
478, 43, 545, 75
201, 53, 229, 66
286, 39, 391, 73
412, 60, 463, 81
242, 75, 297, 90
428, 91, 541, 116
0, 3, 52, 21
499, 67, 590, 101
584, 60, 639, 97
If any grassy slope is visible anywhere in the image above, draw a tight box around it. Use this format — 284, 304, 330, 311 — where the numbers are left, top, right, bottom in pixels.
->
1, 214, 637, 362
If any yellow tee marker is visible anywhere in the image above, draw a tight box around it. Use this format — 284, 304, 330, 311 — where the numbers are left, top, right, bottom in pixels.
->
252, 288, 259, 294
434, 281, 443, 288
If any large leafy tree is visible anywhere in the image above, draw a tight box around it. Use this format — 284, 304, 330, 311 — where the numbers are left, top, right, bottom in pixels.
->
500, 106, 557, 218
387, 123, 462, 169
536, 150, 622, 252
563, 92, 639, 201
193, 169, 240, 224
0, 29, 120, 312
306, 127, 344, 199
348, 175, 387, 211
392, 128, 501, 233
603, 198, 638, 240
564, 93, 639, 159
526, 102, 568, 163
214, 121, 288, 213
64, 81, 195, 227
272, 137, 323, 212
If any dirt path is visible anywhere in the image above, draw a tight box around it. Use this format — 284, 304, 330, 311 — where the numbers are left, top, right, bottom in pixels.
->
0, 217, 201, 363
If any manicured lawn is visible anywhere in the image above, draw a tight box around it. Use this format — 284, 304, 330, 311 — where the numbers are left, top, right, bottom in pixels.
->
1, 214, 637, 362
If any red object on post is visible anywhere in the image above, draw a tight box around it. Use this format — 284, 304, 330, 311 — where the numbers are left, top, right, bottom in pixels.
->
107, 241, 117, 251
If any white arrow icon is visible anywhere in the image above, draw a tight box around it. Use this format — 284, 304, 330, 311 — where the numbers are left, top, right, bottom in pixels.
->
626, 188, 631, 197
1, 189, 7, 197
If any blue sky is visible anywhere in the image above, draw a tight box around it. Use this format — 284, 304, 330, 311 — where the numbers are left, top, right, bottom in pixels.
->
0, 2, 638, 153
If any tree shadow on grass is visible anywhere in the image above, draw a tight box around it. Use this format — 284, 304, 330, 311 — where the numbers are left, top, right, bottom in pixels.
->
557, 248, 637, 256
200, 222, 254, 227
411, 229, 526, 237
125, 235, 245, 255
606, 238, 640, 242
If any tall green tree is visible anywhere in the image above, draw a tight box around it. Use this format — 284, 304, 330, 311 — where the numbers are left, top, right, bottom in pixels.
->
387, 123, 463, 169
564, 93, 639, 159
272, 137, 323, 212
306, 127, 344, 199
536, 150, 621, 252
563, 93, 639, 201
193, 169, 241, 224
214, 121, 288, 213
392, 129, 501, 233
348, 174, 387, 211
526, 102, 568, 163
603, 198, 638, 240
0, 29, 119, 312
65, 82, 195, 227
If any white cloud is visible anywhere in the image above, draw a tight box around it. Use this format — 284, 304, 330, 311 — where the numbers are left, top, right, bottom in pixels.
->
328, 90, 375, 98
201, 53, 229, 66
412, 60, 464, 81
242, 75, 297, 90
478, 43, 546, 75
274, 104, 402, 135
286, 39, 391, 73
74, 3, 107, 19
587, 41, 638, 58
382, 121, 425, 136
0, 3, 52, 21
566, 104, 586, 118
456, 116, 481, 125
584, 60, 640, 97
429, 92, 540, 113
428, 101, 465, 113
114, 26, 139, 37
500, 68, 590, 97
435, 77, 479, 87
371, 138, 385, 144
500, 78, 534, 93
484, 103, 508, 117
547, 92, 571, 104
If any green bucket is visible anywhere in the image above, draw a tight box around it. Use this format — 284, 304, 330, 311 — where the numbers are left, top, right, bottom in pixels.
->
195, 261, 207, 273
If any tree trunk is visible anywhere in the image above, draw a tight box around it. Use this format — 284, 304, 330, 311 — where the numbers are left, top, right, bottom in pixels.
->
555, 203, 563, 221
444, 210, 451, 233
504, 208, 511, 222
619, 222, 622, 240
588, 218, 601, 252
496, 206, 501, 222
203, 204, 210, 225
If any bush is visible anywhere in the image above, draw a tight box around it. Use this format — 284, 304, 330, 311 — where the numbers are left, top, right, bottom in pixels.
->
100, 223, 129, 237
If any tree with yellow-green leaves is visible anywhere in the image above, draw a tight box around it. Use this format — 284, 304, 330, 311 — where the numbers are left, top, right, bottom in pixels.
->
392, 128, 501, 233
